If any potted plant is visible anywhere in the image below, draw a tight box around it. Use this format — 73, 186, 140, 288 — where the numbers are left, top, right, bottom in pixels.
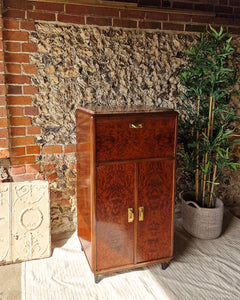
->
177, 25, 240, 239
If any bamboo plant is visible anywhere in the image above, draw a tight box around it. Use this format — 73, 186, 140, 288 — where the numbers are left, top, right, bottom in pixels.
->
178, 25, 240, 208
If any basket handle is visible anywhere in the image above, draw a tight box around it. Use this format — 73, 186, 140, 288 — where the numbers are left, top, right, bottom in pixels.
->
185, 201, 201, 209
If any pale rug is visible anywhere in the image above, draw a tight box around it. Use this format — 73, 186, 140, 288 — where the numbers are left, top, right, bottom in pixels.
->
22, 208, 240, 300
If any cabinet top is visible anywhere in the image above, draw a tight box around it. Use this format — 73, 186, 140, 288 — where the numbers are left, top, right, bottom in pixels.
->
77, 105, 178, 116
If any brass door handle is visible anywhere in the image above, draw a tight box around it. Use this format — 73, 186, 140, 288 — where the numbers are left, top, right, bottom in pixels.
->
129, 122, 144, 129
128, 208, 134, 223
139, 206, 144, 221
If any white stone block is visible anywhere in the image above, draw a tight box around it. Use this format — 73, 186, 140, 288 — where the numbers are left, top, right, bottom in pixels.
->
0, 183, 11, 264
0, 181, 51, 265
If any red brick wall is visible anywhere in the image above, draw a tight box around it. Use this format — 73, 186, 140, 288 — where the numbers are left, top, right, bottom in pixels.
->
0, 1, 9, 159
0, 0, 240, 219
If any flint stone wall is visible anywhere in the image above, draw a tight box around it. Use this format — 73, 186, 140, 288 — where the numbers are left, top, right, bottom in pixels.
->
29, 24, 194, 145
29, 23, 240, 230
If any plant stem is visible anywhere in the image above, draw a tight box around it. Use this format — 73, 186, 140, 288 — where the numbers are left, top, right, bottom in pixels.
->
202, 96, 213, 207
195, 96, 200, 204
207, 97, 215, 203
209, 149, 219, 208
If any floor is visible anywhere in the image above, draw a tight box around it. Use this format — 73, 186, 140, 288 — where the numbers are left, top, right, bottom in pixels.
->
0, 263, 21, 300
0, 232, 73, 300
1, 207, 239, 300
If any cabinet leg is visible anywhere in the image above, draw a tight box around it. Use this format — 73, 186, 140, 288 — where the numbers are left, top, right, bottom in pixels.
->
94, 275, 100, 284
161, 262, 168, 270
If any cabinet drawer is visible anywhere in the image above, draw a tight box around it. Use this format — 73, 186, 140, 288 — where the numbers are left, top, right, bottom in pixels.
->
96, 117, 176, 162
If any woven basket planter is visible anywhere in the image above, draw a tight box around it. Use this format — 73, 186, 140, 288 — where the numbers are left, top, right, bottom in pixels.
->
180, 191, 224, 240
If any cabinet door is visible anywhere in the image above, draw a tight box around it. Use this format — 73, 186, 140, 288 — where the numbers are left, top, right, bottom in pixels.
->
137, 160, 174, 263
96, 163, 135, 271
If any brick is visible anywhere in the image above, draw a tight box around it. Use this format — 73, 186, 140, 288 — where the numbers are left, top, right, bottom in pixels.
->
47, 172, 58, 181
214, 16, 234, 25
3, 31, 29, 41
22, 43, 37, 52
0, 96, 6, 106
27, 126, 41, 135
0, 85, 6, 95
25, 106, 39, 116
3, 0, 28, 9
86, 17, 112, 26
0, 149, 10, 158
0, 65, 4, 74
23, 86, 38, 95
26, 146, 40, 155
169, 13, 191, 22
94, 7, 119, 17
162, 0, 171, 8
120, 9, 144, 19
163, 22, 184, 31
139, 21, 162, 29
9, 107, 23, 116
0, 139, 9, 148
195, 4, 214, 12
230, 0, 240, 6
57, 14, 85, 25
5, 42, 21, 52
8, 85, 22, 95
11, 147, 25, 156
0, 107, 7, 117
5, 75, 31, 84
228, 26, 240, 34
11, 126, 25, 136
65, 144, 76, 153
5, 53, 29, 63
172, 2, 193, 10
43, 164, 55, 172
11, 173, 36, 181
185, 24, 207, 32
10, 117, 31, 126
20, 20, 35, 31
26, 164, 40, 174
22, 64, 37, 74
113, 19, 137, 28
145, 11, 168, 21
11, 136, 35, 147
66, 4, 93, 15
0, 118, 8, 127
3, 9, 25, 19
35, 2, 64, 11
0, 74, 5, 84
7, 96, 31, 105
42, 145, 62, 154
4, 19, 19, 29
6, 64, 21, 74
9, 166, 26, 175
0, 128, 8, 138
192, 15, 214, 24
27, 11, 56, 21
215, 6, 233, 14
234, 8, 240, 15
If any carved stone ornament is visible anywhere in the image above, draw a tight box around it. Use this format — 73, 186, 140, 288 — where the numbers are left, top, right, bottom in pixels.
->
0, 180, 51, 265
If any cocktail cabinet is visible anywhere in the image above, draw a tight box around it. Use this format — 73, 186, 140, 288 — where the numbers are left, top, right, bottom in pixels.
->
76, 106, 178, 283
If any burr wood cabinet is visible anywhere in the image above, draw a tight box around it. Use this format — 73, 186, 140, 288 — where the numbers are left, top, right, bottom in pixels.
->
76, 105, 178, 282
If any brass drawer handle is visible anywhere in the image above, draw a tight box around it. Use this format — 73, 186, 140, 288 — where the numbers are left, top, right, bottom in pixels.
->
139, 206, 144, 221
129, 122, 144, 129
128, 208, 134, 223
